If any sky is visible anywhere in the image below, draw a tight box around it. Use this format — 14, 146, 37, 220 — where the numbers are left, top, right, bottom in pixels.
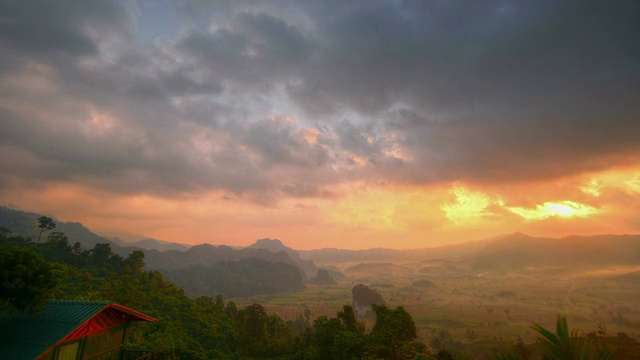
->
1, 0, 639, 250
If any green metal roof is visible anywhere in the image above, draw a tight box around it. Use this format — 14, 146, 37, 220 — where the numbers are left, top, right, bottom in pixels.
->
0, 300, 110, 360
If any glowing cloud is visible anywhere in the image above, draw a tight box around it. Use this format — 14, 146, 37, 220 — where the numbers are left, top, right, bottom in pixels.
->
302, 128, 319, 144
441, 186, 493, 224
624, 177, 640, 193
328, 185, 405, 231
580, 178, 602, 197
508, 201, 598, 221
326, 184, 448, 233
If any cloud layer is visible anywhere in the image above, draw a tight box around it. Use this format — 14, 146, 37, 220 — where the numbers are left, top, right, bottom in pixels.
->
1, 0, 639, 246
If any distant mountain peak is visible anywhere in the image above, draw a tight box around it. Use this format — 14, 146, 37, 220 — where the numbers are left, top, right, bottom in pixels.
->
249, 238, 288, 251
255, 238, 285, 245
128, 238, 191, 252
247, 237, 318, 277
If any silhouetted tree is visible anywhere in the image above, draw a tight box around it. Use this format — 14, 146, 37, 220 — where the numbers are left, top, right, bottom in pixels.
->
36, 216, 56, 243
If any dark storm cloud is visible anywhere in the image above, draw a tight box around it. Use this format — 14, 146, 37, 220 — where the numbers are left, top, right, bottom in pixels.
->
235, 117, 328, 168
1, 0, 639, 202
289, 0, 640, 115
284, 0, 640, 183
0, 0, 123, 56
178, 11, 311, 88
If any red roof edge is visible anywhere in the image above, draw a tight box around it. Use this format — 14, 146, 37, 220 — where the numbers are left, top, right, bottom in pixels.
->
106, 303, 157, 323
36, 302, 157, 360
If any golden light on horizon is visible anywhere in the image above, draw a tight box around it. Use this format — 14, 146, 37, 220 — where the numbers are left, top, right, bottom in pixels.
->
4, 166, 640, 249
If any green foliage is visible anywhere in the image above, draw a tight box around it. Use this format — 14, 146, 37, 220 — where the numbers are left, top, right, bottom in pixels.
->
337, 305, 364, 334
0, 227, 31, 247
125, 250, 145, 273
370, 304, 419, 359
531, 315, 612, 360
0, 246, 64, 313
309, 315, 347, 359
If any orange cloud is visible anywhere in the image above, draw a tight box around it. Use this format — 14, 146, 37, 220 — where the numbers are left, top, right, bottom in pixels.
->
302, 128, 319, 145
3, 165, 640, 250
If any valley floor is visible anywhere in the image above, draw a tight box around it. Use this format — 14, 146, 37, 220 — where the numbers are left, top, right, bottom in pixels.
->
234, 265, 640, 356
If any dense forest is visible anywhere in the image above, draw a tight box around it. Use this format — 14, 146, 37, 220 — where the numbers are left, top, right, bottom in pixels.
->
2, 225, 638, 359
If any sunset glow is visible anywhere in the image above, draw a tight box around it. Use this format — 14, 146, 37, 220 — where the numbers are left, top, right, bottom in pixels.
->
1, 1, 638, 249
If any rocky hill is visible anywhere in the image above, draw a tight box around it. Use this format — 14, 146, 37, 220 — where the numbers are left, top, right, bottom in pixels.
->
309, 268, 337, 285
247, 238, 318, 277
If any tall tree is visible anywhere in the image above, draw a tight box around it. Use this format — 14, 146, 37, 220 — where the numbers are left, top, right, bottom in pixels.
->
124, 250, 145, 273
337, 305, 364, 334
370, 305, 418, 360
36, 216, 56, 243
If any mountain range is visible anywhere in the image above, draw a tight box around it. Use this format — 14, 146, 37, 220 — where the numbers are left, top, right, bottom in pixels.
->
2, 205, 640, 294
0, 206, 308, 298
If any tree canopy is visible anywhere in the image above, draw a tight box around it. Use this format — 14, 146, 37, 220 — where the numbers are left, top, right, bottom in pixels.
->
0, 247, 64, 313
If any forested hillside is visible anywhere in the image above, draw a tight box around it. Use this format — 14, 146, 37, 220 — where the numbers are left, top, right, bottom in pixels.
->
0, 227, 427, 359
163, 258, 306, 298
0, 207, 309, 298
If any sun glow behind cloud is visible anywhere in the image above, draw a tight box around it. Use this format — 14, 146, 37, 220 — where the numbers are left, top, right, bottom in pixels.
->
1, 0, 640, 249
507, 201, 599, 221
441, 186, 494, 224
3, 168, 640, 249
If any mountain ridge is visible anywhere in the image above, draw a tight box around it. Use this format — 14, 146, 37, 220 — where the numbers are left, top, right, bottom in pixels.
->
247, 237, 318, 277
3, 205, 640, 273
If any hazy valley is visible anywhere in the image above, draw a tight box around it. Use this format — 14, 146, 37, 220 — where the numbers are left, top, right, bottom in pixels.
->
2, 205, 640, 358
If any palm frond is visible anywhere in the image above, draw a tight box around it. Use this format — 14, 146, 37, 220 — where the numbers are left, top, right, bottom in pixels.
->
531, 315, 595, 360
